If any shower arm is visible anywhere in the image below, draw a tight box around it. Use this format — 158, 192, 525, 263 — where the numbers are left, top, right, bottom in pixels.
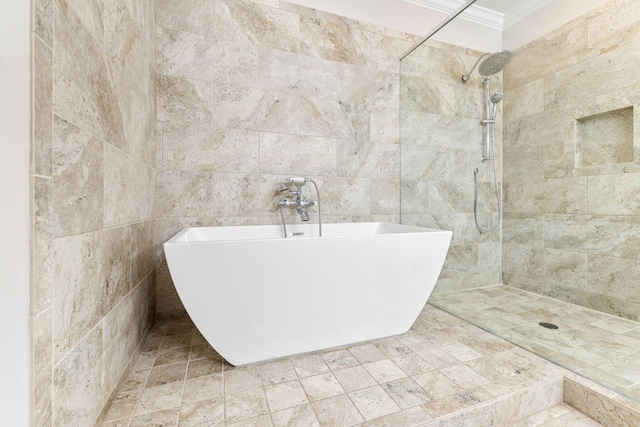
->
462, 53, 490, 82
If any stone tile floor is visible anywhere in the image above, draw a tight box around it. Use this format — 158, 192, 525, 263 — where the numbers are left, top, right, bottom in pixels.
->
429, 285, 640, 404
100, 303, 603, 426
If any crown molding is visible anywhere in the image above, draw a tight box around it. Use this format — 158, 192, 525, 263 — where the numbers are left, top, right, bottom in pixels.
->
502, 0, 553, 29
402, 0, 504, 30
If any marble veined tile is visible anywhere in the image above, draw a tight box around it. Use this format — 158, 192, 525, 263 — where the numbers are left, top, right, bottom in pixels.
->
156, 0, 214, 37
214, 0, 299, 53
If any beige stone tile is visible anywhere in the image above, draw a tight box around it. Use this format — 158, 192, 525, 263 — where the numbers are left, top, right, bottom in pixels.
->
264, 380, 309, 412
156, 0, 214, 36
154, 346, 191, 367
162, 124, 259, 173
183, 374, 223, 403
225, 367, 263, 395
225, 388, 269, 424
349, 344, 387, 364
227, 414, 273, 427
259, 133, 336, 176
214, 0, 299, 53
360, 406, 433, 426
391, 353, 435, 376
299, 94, 367, 140
157, 75, 213, 125
374, 338, 413, 359
259, 359, 298, 386
311, 394, 364, 426
333, 365, 378, 393
130, 408, 179, 427
179, 398, 224, 427
381, 377, 433, 409
159, 334, 191, 352
135, 381, 184, 415
544, 410, 604, 426
422, 387, 494, 419
362, 359, 407, 384
145, 362, 187, 387
349, 385, 401, 421
104, 143, 155, 227
218, 86, 301, 133
588, 172, 640, 216
104, 389, 142, 422
322, 349, 360, 371
413, 371, 464, 401
337, 140, 399, 178
187, 357, 224, 379
132, 352, 157, 371
33, 0, 53, 46
439, 364, 491, 390
32, 177, 53, 315
189, 344, 220, 361
51, 116, 104, 236
120, 368, 151, 392
33, 35, 53, 177
32, 309, 52, 427
271, 403, 320, 427
300, 373, 345, 402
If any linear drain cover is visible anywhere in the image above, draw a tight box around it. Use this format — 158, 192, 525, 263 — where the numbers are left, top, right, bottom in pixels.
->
539, 322, 559, 330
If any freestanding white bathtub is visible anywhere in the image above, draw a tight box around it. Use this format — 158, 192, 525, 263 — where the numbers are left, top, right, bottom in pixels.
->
164, 222, 451, 366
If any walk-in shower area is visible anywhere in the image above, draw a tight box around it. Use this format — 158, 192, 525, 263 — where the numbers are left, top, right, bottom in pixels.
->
400, 0, 640, 413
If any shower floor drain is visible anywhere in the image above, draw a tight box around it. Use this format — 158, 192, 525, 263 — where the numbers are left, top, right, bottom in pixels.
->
538, 322, 559, 330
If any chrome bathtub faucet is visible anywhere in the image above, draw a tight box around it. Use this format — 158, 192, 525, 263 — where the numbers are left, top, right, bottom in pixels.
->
276, 177, 322, 237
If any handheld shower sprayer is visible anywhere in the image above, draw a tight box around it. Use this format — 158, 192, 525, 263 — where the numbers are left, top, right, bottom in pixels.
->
490, 92, 503, 120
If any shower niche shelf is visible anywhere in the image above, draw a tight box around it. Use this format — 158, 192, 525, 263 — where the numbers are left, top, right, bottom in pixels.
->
575, 106, 634, 168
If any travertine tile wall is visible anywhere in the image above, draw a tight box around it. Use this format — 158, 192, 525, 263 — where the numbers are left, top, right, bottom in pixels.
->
502, 0, 640, 321
155, 0, 419, 318
399, 39, 503, 293
31, 0, 157, 424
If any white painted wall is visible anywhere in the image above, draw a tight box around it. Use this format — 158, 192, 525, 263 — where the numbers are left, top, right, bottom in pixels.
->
0, 1, 31, 425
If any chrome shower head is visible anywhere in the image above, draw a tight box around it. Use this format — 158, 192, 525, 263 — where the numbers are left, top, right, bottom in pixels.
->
277, 182, 289, 192
462, 50, 512, 82
478, 51, 512, 76
490, 92, 503, 104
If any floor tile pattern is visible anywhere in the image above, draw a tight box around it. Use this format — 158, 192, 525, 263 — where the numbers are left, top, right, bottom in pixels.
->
429, 285, 640, 404
101, 305, 602, 426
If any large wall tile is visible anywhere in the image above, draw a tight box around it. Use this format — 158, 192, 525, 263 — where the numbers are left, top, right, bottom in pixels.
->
587, 172, 640, 216
32, 177, 53, 315
544, 215, 640, 259
259, 133, 336, 176
53, 327, 105, 427
156, 0, 213, 36
214, 0, 299, 52
53, 227, 132, 362
36, 0, 157, 424
104, 143, 155, 227
53, 0, 125, 147
52, 115, 104, 237
33, 35, 53, 177
214, 85, 300, 133
157, 75, 213, 124
163, 124, 260, 172
506, 177, 587, 214
156, 170, 215, 217
588, 255, 640, 304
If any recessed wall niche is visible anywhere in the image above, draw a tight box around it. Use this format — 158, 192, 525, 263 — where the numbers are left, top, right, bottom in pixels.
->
575, 106, 634, 167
